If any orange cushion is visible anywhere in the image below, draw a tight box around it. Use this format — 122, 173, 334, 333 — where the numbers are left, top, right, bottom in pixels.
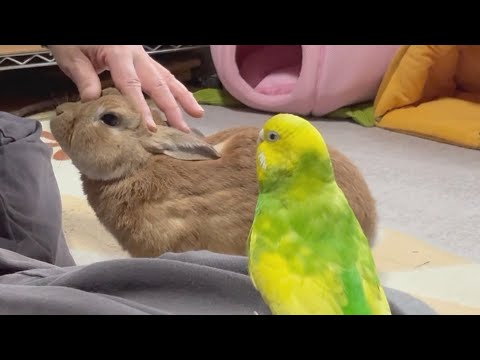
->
374, 45, 480, 150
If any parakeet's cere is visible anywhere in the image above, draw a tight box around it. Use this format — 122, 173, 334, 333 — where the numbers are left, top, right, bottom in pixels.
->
248, 114, 391, 315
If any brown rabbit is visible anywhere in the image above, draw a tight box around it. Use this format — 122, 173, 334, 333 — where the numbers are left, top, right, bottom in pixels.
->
50, 88, 378, 258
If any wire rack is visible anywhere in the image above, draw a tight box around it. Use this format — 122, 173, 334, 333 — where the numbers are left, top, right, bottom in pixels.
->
0, 45, 210, 71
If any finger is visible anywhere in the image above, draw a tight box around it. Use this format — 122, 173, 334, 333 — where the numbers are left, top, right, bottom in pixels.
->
134, 57, 190, 133
106, 52, 157, 132
154, 62, 204, 118
57, 49, 102, 102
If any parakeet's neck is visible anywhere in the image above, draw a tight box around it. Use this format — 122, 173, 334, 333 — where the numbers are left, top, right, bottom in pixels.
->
258, 151, 334, 195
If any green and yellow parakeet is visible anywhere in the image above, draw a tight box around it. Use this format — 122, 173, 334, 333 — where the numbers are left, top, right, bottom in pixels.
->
248, 114, 391, 315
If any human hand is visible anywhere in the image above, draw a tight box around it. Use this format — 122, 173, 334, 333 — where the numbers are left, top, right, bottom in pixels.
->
48, 45, 204, 132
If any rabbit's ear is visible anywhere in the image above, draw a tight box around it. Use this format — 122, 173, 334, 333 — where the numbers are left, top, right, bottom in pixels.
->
56, 102, 79, 116
149, 107, 169, 127
190, 128, 206, 138
102, 87, 121, 96
150, 107, 205, 137
140, 126, 221, 161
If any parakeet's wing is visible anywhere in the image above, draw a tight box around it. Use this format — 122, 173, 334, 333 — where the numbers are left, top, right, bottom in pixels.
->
355, 232, 392, 315
318, 186, 391, 315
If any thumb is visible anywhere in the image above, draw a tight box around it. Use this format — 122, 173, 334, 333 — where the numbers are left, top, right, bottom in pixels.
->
57, 49, 102, 102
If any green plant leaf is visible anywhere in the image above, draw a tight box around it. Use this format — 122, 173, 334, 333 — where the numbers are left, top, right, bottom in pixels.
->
326, 102, 375, 127
193, 88, 246, 108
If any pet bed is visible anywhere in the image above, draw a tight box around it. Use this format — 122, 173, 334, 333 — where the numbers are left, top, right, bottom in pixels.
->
210, 45, 400, 117
374, 45, 480, 150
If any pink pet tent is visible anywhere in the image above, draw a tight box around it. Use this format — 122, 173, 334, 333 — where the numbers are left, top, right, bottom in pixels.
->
210, 45, 401, 116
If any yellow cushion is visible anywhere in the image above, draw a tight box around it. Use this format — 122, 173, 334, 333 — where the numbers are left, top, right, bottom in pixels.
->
374, 45, 480, 150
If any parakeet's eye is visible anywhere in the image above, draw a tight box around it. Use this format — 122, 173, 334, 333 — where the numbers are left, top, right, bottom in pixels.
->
266, 131, 280, 142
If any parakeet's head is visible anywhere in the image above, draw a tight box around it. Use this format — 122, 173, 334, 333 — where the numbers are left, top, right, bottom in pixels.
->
256, 114, 334, 190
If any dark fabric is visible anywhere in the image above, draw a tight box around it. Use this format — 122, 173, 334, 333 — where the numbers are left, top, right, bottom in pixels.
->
0, 112, 75, 267
0, 112, 437, 315
0, 248, 436, 315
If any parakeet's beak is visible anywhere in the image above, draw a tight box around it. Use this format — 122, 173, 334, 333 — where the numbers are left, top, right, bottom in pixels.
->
257, 129, 264, 145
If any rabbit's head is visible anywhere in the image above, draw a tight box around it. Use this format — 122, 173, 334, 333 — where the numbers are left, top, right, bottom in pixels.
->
51, 88, 220, 181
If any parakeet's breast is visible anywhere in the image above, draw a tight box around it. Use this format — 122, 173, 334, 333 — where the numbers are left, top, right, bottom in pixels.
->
249, 251, 347, 315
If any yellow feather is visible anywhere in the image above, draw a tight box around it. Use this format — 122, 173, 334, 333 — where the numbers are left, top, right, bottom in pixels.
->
250, 252, 348, 315
256, 114, 330, 185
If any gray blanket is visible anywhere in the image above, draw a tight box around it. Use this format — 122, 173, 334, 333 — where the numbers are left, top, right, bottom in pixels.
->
0, 248, 436, 315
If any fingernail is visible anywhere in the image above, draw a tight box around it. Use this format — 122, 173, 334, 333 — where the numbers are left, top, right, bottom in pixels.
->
147, 121, 158, 133
145, 115, 156, 130
80, 85, 101, 102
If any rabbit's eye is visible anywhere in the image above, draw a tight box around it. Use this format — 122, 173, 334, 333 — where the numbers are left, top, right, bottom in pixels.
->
100, 113, 120, 127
